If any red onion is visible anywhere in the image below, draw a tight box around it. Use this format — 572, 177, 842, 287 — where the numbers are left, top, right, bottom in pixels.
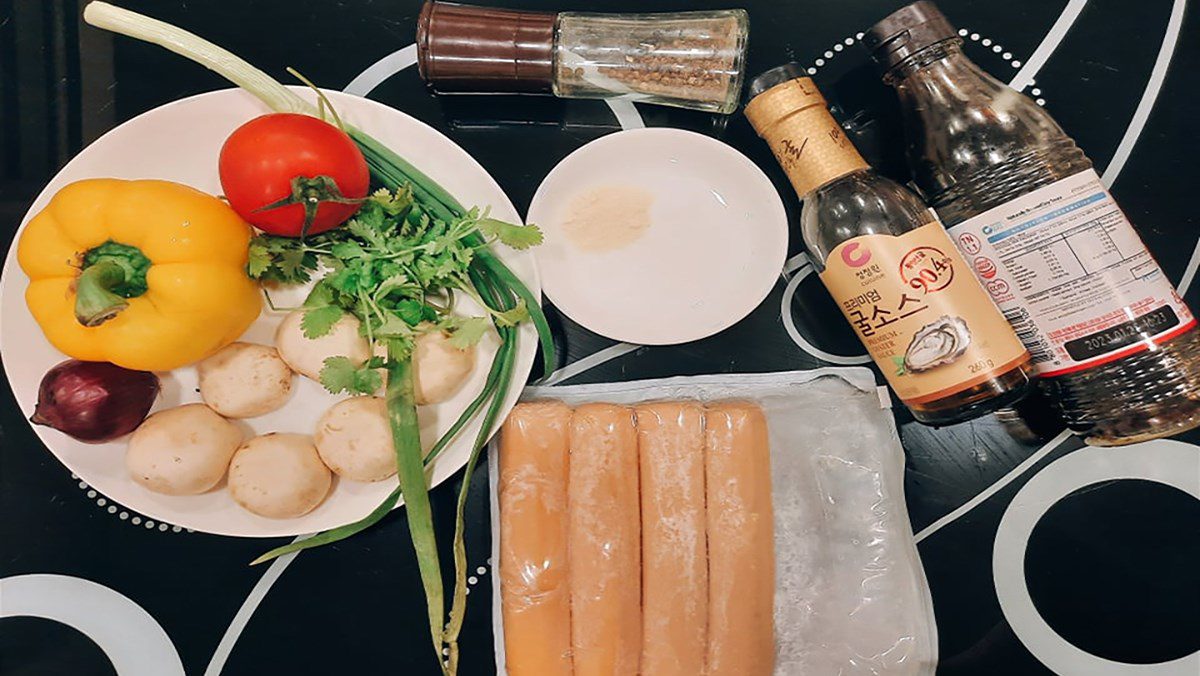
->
30, 360, 160, 443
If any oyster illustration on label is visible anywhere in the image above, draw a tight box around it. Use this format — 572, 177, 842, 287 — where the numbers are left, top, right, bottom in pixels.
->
904, 315, 971, 372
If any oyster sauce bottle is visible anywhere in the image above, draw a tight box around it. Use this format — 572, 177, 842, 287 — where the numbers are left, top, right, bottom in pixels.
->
865, 1, 1200, 445
745, 66, 1033, 425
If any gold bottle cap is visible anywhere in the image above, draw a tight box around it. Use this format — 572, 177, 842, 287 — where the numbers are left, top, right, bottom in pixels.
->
744, 75, 869, 197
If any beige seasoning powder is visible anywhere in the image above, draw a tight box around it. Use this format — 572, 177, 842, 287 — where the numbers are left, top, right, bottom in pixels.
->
560, 185, 654, 252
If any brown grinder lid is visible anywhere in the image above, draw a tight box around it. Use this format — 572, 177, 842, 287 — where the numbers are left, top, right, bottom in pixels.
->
416, 0, 556, 93
862, 1, 958, 73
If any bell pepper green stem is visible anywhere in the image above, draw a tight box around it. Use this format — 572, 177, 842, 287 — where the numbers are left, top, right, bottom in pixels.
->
74, 240, 153, 327
74, 259, 131, 327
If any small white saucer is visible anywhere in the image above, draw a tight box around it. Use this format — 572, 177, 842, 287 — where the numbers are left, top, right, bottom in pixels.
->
527, 127, 789, 345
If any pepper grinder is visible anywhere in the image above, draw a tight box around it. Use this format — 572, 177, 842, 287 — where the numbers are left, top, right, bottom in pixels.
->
416, 1, 749, 114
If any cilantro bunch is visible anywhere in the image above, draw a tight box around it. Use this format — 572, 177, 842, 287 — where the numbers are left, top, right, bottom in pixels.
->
248, 187, 542, 394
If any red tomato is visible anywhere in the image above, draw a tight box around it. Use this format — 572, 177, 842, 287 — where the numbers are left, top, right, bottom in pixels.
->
219, 113, 369, 237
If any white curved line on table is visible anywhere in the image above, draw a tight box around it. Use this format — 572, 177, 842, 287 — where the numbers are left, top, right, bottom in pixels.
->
343, 45, 418, 97
1101, 0, 1185, 186
1008, 0, 1089, 91
542, 342, 643, 385
1, 574, 185, 676
913, 429, 1073, 543
1176, 239, 1200, 296
783, 251, 811, 275
605, 99, 646, 130
992, 440, 1200, 674
780, 263, 872, 365
203, 536, 310, 676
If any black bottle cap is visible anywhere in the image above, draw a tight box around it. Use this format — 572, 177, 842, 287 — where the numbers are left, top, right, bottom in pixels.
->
747, 63, 809, 100
862, 1, 958, 73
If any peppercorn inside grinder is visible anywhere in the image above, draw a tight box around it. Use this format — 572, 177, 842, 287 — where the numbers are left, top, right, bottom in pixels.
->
416, 1, 749, 114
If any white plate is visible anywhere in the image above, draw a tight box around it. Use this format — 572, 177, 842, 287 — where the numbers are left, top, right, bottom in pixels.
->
527, 127, 788, 345
0, 88, 540, 537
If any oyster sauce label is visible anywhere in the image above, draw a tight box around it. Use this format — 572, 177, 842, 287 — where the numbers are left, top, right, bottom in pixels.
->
820, 222, 1030, 404
946, 169, 1195, 377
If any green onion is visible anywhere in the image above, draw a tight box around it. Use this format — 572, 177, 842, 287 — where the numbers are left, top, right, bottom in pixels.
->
384, 347, 445, 671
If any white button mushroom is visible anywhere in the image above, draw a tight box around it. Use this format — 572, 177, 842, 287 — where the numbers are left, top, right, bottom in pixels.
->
125, 403, 242, 495
197, 342, 295, 418
274, 310, 370, 382
227, 433, 332, 519
371, 328, 477, 405
314, 397, 397, 482
413, 329, 477, 405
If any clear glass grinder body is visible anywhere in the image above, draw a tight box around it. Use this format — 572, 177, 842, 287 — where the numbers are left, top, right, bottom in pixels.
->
745, 66, 1033, 425
554, 10, 748, 113
416, 1, 748, 114
866, 1, 1200, 445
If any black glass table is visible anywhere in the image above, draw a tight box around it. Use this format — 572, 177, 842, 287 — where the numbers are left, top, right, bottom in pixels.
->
2, 1, 1197, 674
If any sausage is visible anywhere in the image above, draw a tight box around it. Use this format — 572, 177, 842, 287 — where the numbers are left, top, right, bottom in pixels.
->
498, 401, 574, 676
568, 403, 642, 676
636, 402, 708, 676
704, 401, 775, 676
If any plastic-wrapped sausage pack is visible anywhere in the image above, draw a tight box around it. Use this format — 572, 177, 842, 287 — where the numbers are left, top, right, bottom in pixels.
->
489, 368, 937, 675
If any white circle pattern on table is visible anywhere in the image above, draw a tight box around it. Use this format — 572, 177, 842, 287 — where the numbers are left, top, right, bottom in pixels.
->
992, 441, 1200, 675
0, 574, 185, 675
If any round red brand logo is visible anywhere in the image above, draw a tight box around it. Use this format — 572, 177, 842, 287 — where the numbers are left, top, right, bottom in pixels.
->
841, 242, 871, 268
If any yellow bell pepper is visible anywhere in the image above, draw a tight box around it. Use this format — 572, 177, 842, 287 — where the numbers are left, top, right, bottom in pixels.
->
18, 178, 262, 371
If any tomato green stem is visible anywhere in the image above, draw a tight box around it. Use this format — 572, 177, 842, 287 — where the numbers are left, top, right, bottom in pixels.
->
253, 174, 364, 239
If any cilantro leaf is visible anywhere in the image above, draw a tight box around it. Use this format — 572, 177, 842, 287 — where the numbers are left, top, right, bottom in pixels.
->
373, 186, 413, 217
353, 367, 383, 394
331, 241, 368, 259
478, 218, 544, 250
393, 299, 436, 327
324, 266, 361, 296
347, 217, 388, 250
304, 283, 335, 308
247, 240, 271, 278
302, 305, 344, 339
383, 336, 415, 362
374, 314, 416, 338
445, 316, 491, 349
319, 356, 358, 394
277, 249, 314, 282
319, 356, 382, 395
493, 298, 530, 327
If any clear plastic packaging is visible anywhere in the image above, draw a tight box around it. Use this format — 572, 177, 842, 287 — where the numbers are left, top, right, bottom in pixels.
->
489, 368, 938, 675
554, 10, 749, 113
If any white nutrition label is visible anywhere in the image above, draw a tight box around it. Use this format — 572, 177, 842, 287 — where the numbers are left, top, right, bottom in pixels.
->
947, 169, 1194, 376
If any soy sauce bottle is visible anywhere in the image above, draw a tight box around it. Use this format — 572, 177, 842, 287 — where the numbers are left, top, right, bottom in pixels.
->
746, 66, 1032, 425
865, 1, 1200, 445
